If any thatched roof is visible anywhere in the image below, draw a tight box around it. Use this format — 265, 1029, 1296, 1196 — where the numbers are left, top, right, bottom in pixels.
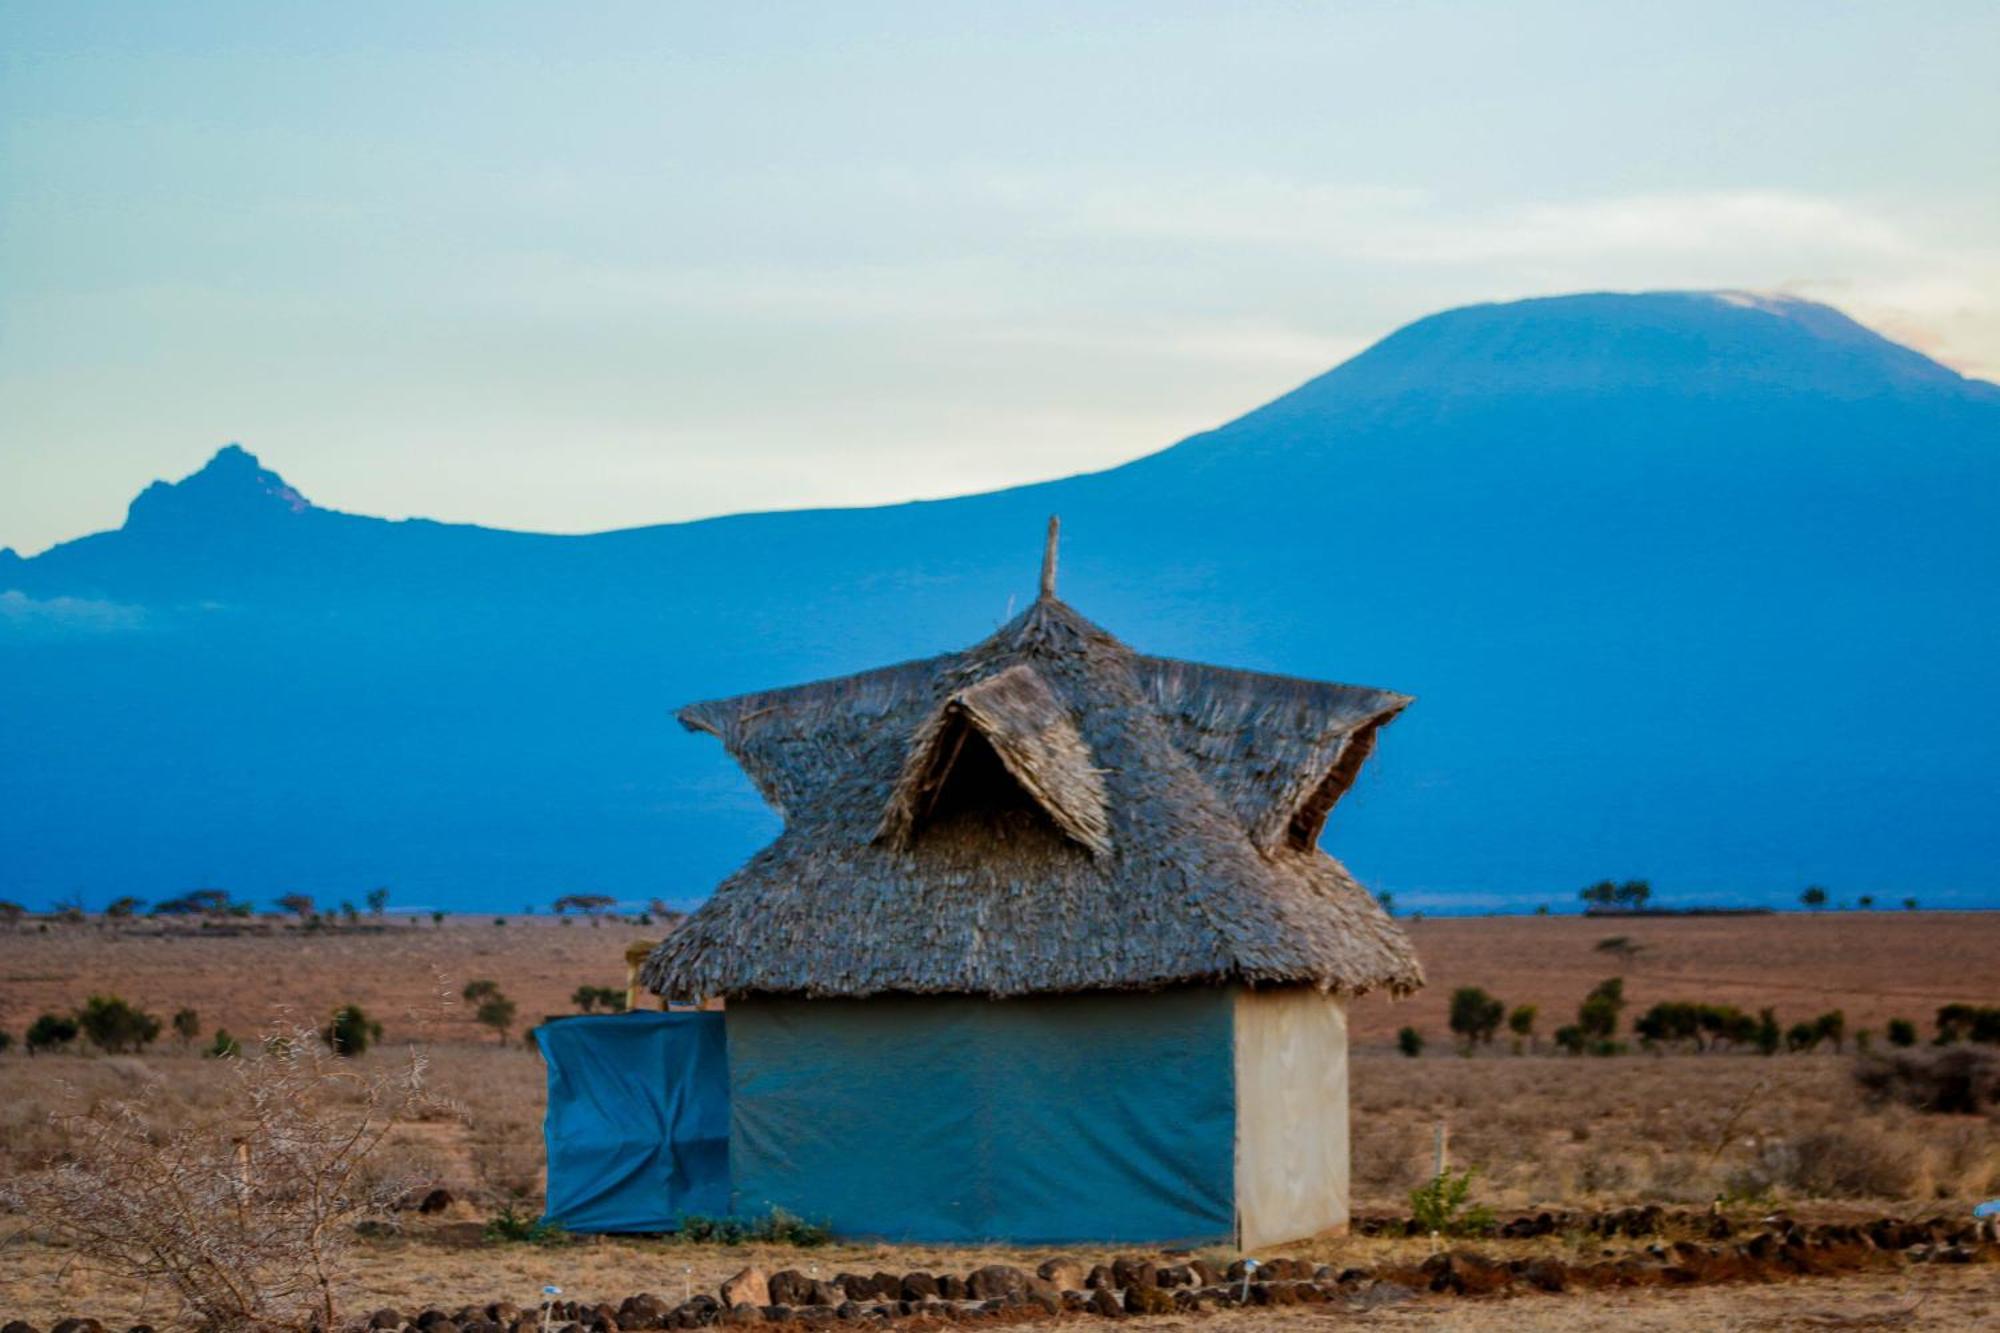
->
643, 536, 1421, 1002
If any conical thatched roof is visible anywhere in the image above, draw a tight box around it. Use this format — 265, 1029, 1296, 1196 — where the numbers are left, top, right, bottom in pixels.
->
643, 537, 1421, 1002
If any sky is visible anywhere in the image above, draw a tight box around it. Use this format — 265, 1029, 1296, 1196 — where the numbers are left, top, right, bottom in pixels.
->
3, 2, 1997, 556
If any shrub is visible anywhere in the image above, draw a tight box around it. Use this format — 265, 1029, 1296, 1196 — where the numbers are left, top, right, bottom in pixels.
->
1397, 1026, 1425, 1058
1755, 1008, 1782, 1056
1729, 1128, 1918, 1200
1935, 1004, 2000, 1045
322, 1004, 383, 1057
77, 995, 163, 1053
1553, 1024, 1586, 1055
476, 994, 518, 1043
1887, 1018, 1918, 1048
1408, 1168, 1495, 1237
1786, 1022, 1820, 1053
484, 1201, 568, 1245
172, 1007, 201, 1043
571, 985, 628, 1014
1448, 987, 1505, 1051
0, 1029, 12, 1054
1854, 1046, 2000, 1115
1, 1024, 432, 1332
1507, 1004, 1537, 1052
1578, 977, 1624, 1041
1814, 1009, 1847, 1054
674, 1208, 830, 1247
462, 978, 500, 1002
27, 1012, 80, 1054
1800, 885, 1828, 910
206, 1029, 243, 1059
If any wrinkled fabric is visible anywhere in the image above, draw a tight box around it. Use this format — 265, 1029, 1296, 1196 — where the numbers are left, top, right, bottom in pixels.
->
538, 1012, 729, 1232
727, 990, 1235, 1245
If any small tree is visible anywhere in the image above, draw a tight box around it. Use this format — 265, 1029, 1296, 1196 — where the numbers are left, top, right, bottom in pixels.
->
27, 1013, 80, 1054
1857, 894, 1875, 910
172, 1007, 201, 1045
1397, 1026, 1425, 1058
1786, 1021, 1820, 1053
1813, 1009, 1847, 1054
462, 978, 499, 1003
431, 910, 445, 928
1755, 1007, 1782, 1056
0, 900, 25, 930
1902, 897, 1918, 911
1579, 880, 1618, 909
1507, 1004, 1538, 1054
476, 994, 518, 1044
277, 893, 316, 920
205, 1029, 242, 1059
339, 901, 360, 926
1614, 879, 1652, 910
105, 896, 144, 921
366, 888, 389, 919
572, 985, 602, 1014
1578, 977, 1625, 1041
77, 995, 163, 1053
1800, 885, 1828, 911
0, 1030, 12, 1054
1377, 890, 1396, 917
322, 1004, 383, 1057
1552, 1024, 1586, 1055
1448, 987, 1506, 1053
1886, 1018, 1917, 1048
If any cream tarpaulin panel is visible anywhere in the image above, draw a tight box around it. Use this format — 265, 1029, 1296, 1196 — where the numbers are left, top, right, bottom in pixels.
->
1233, 986, 1349, 1249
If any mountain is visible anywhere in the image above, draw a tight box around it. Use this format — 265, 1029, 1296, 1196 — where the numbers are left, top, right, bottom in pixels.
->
5, 291, 1998, 913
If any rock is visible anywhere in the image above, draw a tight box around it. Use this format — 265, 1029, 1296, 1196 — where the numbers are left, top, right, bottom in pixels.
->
1086, 1289, 1122, 1318
1420, 1251, 1511, 1297
2, 1322, 41, 1333
759, 1309, 791, 1324
1122, 1286, 1175, 1316
1109, 1256, 1148, 1289
935, 1275, 967, 1302
415, 1314, 452, 1331
370, 1312, 405, 1330
767, 1273, 813, 1308
1520, 1258, 1568, 1293
869, 1274, 901, 1302
721, 1306, 762, 1326
420, 1187, 454, 1214
51, 1319, 104, 1333
898, 1274, 937, 1302
1188, 1259, 1223, 1287
722, 1270, 771, 1310
965, 1266, 1029, 1302
1035, 1259, 1086, 1291
1084, 1265, 1115, 1291
805, 1282, 842, 1309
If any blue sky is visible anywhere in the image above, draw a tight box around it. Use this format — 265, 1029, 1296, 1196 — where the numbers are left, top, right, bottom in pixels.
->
4, 2, 1996, 554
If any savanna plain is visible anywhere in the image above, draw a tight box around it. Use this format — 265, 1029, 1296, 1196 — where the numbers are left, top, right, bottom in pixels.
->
1, 911, 1995, 1329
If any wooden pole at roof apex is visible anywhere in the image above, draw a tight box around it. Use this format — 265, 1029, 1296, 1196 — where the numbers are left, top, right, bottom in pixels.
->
1039, 515, 1060, 600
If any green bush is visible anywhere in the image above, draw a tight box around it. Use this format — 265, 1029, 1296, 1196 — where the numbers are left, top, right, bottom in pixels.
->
1397, 1026, 1425, 1058
1408, 1168, 1494, 1237
484, 1201, 569, 1245
1786, 1021, 1820, 1053
322, 1004, 383, 1057
27, 1013, 80, 1054
172, 1007, 201, 1043
1553, 1024, 1585, 1055
1448, 987, 1505, 1052
205, 1029, 243, 1059
1755, 1008, 1782, 1056
0, 1029, 12, 1054
1578, 977, 1625, 1041
1887, 1018, 1917, 1048
77, 994, 163, 1053
476, 994, 518, 1042
674, 1208, 830, 1247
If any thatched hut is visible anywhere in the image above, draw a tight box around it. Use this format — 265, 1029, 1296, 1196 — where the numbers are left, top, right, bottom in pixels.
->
642, 522, 1420, 1247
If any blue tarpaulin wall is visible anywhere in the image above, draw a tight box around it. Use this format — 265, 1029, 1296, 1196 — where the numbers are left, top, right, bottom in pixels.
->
727, 990, 1236, 1245
538, 1012, 730, 1232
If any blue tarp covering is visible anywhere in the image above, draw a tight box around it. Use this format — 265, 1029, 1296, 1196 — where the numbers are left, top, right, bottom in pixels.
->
727, 990, 1236, 1245
538, 1012, 730, 1232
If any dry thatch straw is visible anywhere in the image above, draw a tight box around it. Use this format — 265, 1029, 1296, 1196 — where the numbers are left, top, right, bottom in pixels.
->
645, 524, 1420, 1003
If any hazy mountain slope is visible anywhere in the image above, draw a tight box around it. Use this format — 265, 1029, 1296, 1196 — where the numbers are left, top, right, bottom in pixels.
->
5, 291, 1997, 912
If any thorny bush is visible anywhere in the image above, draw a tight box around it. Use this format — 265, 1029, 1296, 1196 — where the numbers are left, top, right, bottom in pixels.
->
2, 1024, 440, 1333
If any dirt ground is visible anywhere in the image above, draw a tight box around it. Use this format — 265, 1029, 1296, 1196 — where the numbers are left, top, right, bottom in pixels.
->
1, 911, 1995, 1328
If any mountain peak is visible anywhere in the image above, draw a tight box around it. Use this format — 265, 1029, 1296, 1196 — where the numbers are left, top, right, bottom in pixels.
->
1244, 289, 1990, 424
123, 445, 314, 534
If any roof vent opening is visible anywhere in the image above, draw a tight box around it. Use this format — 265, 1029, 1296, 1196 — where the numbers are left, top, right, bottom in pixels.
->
878, 664, 1111, 858
1284, 723, 1383, 851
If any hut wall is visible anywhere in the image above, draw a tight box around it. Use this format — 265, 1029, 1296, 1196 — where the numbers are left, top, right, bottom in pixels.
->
726, 989, 1236, 1244
1232, 986, 1349, 1249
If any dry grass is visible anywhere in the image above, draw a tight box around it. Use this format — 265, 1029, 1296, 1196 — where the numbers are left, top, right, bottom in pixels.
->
3, 912, 1997, 1327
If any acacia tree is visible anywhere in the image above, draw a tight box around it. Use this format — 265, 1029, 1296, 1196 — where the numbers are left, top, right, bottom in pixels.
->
1507, 1004, 1538, 1053
1448, 987, 1505, 1053
1800, 885, 1829, 910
